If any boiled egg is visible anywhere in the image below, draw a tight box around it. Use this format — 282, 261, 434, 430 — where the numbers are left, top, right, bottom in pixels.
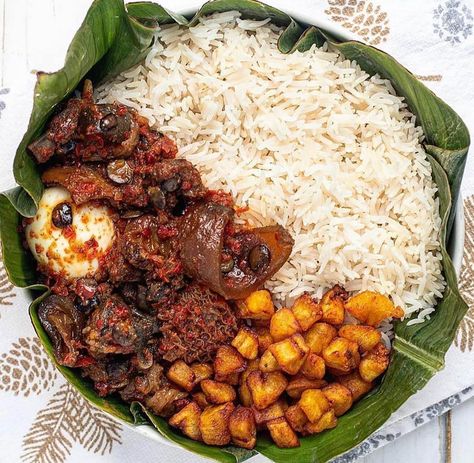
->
26, 187, 115, 279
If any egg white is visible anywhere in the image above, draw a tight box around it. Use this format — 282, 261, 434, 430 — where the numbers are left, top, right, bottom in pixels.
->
26, 187, 115, 279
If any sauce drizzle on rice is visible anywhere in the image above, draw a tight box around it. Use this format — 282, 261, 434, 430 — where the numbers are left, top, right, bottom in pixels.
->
97, 11, 445, 326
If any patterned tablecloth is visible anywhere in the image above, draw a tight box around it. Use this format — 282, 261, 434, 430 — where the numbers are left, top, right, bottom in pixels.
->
0, 0, 474, 462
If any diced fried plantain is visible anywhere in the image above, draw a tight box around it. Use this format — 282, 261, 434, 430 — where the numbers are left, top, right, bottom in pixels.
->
229, 406, 257, 449
239, 359, 260, 407
256, 327, 274, 355
338, 371, 373, 401
322, 383, 353, 416
269, 334, 309, 375
270, 308, 301, 341
232, 327, 259, 360
338, 325, 382, 353
286, 376, 327, 399
237, 290, 275, 320
298, 389, 331, 423
322, 337, 360, 373
303, 409, 337, 435
259, 349, 280, 373
284, 404, 308, 432
246, 370, 288, 410
359, 343, 390, 382
345, 291, 404, 326
192, 392, 211, 409
169, 402, 202, 441
300, 352, 326, 379
320, 285, 347, 325
190, 363, 214, 384
252, 400, 286, 429
201, 379, 236, 404
166, 360, 196, 392
304, 323, 337, 354
214, 345, 247, 378
267, 417, 300, 448
291, 293, 322, 331
199, 402, 235, 446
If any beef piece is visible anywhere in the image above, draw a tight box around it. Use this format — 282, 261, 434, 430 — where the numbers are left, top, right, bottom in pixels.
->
28, 80, 139, 163
105, 244, 142, 284
142, 159, 207, 200
83, 295, 158, 356
42, 165, 148, 208
120, 215, 169, 270
82, 357, 133, 396
120, 363, 188, 417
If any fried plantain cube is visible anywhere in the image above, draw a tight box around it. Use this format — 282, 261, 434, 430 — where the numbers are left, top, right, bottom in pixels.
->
320, 285, 347, 325
190, 363, 214, 384
291, 293, 322, 331
169, 401, 202, 441
239, 359, 260, 407
166, 360, 196, 392
338, 371, 373, 401
345, 291, 404, 326
300, 352, 326, 379
229, 406, 257, 449
246, 370, 288, 410
322, 383, 353, 416
286, 376, 327, 399
237, 290, 275, 320
359, 343, 390, 382
270, 308, 301, 341
256, 327, 274, 355
284, 404, 308, 432
298, 389, 331, 423
322, 337, 360, 373
199, 402, 235, 446
231, 327, 259, 360
304, 322, 337, 354
259, 349, 280, 373
192, 392, 211, 410
214, 345, 247, 378
252, 400, 286, 429
201, 379, 237, 404
267, 417, 300, 448
303, 409, 337, 435
338, 325, 382, 353
269, 334, 309, 375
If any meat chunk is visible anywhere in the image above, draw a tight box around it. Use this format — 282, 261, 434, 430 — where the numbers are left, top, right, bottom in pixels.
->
120, 363, 188, 417
28, 80, 139, 163
83, 295, 158, 356
178, 202, 294, 299
42, 165, 148, 207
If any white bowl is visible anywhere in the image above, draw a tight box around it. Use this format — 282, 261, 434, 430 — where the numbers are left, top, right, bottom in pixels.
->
126, 6, 466, 453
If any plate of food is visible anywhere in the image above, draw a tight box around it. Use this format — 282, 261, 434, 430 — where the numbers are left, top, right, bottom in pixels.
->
0, 0, 469, 462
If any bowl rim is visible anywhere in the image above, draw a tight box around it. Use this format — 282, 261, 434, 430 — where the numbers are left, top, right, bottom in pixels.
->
115, 5, 466, 453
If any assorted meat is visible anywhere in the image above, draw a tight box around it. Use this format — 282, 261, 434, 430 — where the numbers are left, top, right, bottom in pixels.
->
28, 81, 294, 415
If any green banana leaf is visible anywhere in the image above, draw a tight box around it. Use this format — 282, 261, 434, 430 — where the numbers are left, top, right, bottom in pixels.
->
0, 0, 469, 462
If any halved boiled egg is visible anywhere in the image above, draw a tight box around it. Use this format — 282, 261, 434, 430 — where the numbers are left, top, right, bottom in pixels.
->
26, 187, 115, 279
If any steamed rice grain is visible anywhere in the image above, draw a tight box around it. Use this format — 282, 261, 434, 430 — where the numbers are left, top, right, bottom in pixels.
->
97, 12, 445, 324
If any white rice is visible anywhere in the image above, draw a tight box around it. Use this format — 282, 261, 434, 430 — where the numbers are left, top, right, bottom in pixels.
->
97, 12, 445, 325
